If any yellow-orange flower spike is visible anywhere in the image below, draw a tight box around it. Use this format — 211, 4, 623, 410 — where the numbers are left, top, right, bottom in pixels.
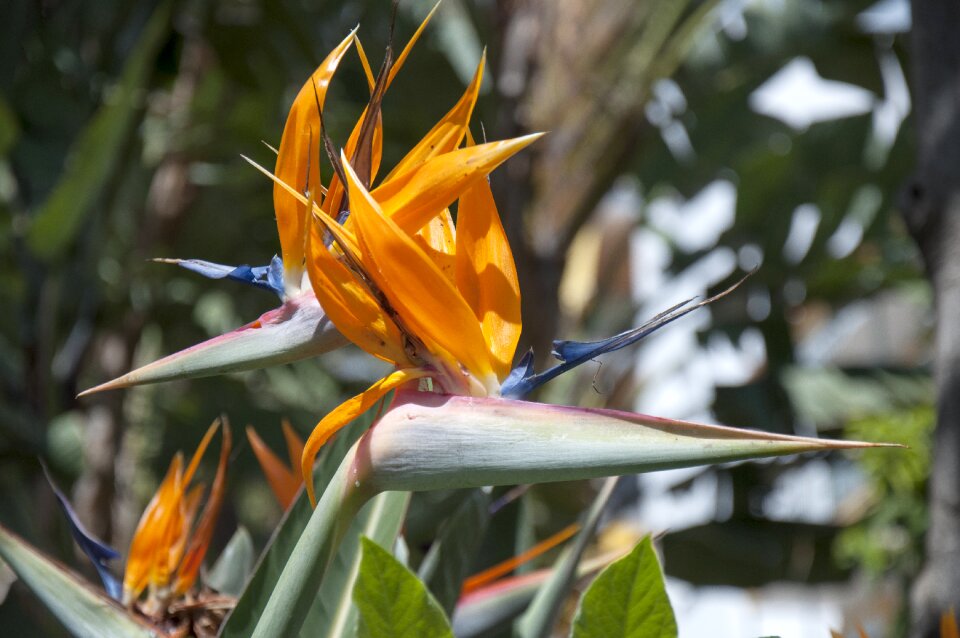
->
122, 419, 229, 608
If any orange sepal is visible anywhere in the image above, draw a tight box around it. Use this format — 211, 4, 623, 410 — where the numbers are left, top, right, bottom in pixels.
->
390, 1, 441, 87
182, 419, 220, 486
123, 453, 185, 603
344, 156, 495, 385
372, 134, 544, 236
247, 424, 301, 510
354, 37, 376, 92
413, 208, 457, 285
274, 30, 355, 290
305, 216, 411, 366
174, 420, 231, 595
302, 367, 430, 506
460, 523, 580, 595
943, 610, 959, 638
158, 483, 203, 590
384, 52, 486, 181
455, 173, 522, 381
122, 419, 222, 603
323, 1, 441, 214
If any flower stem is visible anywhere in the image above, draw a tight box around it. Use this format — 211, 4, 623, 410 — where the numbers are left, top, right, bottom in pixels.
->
250, 439, 376, 638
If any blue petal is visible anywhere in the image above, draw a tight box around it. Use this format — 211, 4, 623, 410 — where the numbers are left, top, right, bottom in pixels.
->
550, 297, 695, 363
499, 350, 535, 397
502, 276, 747, 399
158, 257, 286, 298
43, 466, 122, 600
267, 255, 285, 293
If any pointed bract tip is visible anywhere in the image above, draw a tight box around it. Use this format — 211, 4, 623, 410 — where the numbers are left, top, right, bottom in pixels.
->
515, 131, 546, 145
361, 393, 906, 493
77, 377, 132, 398
77, 294, 345, 397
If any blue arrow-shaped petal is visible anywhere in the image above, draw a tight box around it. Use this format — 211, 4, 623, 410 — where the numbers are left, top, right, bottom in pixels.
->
43, 465, 122, 600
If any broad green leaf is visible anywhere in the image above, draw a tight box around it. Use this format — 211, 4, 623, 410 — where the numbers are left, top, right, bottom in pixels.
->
0, 524, 157, 638
205, 527, 255, 597
570, 536, 676, 638
220, 413, 374, 637
417, 488, 491, 615
515, 477, 617, 638
354, 537, 453, 638
26, 0, 173, 261
303, 490, 410, 638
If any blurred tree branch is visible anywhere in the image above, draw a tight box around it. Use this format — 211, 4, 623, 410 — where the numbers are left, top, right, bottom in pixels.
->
492, 0, 715, 368
904, 0, 960, 635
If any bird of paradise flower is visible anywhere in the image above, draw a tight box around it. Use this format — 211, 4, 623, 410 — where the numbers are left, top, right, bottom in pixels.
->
75, 0, 894, 512
47, 419, 231, 633
122, 419, 231, 617
29, 8, 899, 638
79, 2, 526, 396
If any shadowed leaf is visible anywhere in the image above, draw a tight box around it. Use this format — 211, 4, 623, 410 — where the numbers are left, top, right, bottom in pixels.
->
0, 524, 159, 638
417, 488, 491, 615
205, 527, 255, 597
515, 478, 616, 638
26, 0, 173, 261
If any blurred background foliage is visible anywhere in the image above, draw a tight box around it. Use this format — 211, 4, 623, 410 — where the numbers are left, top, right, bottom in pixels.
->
0, 0, 931, 635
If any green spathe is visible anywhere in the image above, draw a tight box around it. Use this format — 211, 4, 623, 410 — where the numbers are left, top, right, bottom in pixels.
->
248, 390, 896, 638
570, 536, 676, 638
79, 293, 345, 396
361, 392, 896, 492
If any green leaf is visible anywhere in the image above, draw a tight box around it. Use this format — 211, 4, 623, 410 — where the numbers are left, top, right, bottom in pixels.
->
302, 490, 410, 637
570, 536, 677, 638
0, 523, 158, 638
26, 0, 172, 261
354, 537, 453, 638
220, 413, 374, 637
205, 527, 255, 597
515, 477, 617, 638
417, 488, 491, 615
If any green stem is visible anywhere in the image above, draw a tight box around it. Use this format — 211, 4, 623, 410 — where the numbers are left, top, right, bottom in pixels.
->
250, 440, 376, 638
